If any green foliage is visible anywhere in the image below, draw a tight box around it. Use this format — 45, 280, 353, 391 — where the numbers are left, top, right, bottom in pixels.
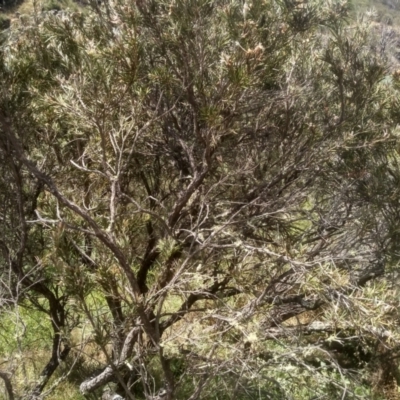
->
41, 0, 65, 12
0, 304, 53, 355
0, 14, 11, 31
1, 0, 400, 399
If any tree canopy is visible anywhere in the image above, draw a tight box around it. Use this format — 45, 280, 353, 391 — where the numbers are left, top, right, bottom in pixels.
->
1, 0, 400, 399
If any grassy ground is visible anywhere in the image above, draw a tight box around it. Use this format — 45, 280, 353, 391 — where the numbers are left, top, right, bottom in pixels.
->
0, 0, 80, 31
1, 0, 399, 30
351, 0, 400, 25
